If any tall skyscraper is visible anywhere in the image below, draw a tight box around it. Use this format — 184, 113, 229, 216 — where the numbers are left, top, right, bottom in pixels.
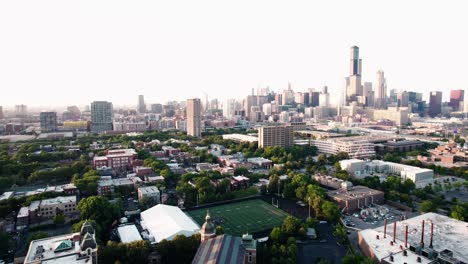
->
345, 46, 363, 105
223, 99, 236, 118
138, 95, 146, 114
14, 104, 27, 118
150, 103, 163, 114
396, 91, 409, 107
244, 95, 257, 120
449, 89, 465, 111
363, 82, 374, 107
429, 91, 442, 117
91, 101, 113, 133
0, 106, 4, 119
187, 98, 201, 137
374, 70, 387, 109
282, 83, 295, 105
40, 112, 58, 132
319, 86, 330, 107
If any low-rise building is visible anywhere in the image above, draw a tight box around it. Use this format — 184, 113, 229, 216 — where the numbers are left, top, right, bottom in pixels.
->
340, 159, 434, 184
247, 157, 273, 169
310, 137, 376, 159
24, 221, 98, 264
222, 134, 259, 143
358, 213, 468, 263
97, 176, 134, 196
375, 140, 424, 155
138, 186, 160, 204
93, 149, 137, 170
327, 186, 384, 214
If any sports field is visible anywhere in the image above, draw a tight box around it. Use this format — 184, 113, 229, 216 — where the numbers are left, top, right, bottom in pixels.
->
187, 199, 289, 236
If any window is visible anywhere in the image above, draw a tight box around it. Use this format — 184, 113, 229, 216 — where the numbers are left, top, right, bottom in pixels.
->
248, 253, 252, 263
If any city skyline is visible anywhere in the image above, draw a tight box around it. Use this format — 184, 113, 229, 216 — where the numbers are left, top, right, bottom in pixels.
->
1, 0, 467, 106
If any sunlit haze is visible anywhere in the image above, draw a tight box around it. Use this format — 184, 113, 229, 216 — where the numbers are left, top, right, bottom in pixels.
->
0, 0, 467, 107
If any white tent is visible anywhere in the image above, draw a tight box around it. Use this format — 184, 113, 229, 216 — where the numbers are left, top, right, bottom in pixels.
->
140, 204, 200, 243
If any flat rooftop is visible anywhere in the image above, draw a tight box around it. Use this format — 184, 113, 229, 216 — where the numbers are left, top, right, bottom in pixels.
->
25, 232, 82, 263
327, 186, 383, 201
360, 213, 468, 263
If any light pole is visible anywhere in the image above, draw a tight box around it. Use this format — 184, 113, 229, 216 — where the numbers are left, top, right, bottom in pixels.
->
308, 197, 311, 218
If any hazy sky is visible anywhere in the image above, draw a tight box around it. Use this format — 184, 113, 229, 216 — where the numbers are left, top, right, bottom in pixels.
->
0, 0, 467, 108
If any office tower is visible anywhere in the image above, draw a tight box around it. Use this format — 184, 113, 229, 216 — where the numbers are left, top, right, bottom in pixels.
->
257, 87, 270, 96
223, 99, 236, 118
39, 112, 58, 132
15, 104, 27, 118
138, 95, 146, 114
389, 89, 397, 105
244, 95, 257, 119
282, 83, 295, 105
274, 94, 282, 105
408, 92, 423, 103
249, 106, 263, 122
295, 92, 310, 106
262, 103, 272, 116
374, 70, 387, 109
258, 125, 293, 148
310, 90, 320, 107
91, 101, 113, 133
319, 86, 330, 107
202, 93, 209, 112
150, 103, 163, 114
449, 89, 465, 111
362, 82, 374, 107
396, 91, 409, 107
187, 98, 201, 137
429, 91, 442, 117
210, 99, 219, 110
345, 46, 363, 105
0, 106, 4, 119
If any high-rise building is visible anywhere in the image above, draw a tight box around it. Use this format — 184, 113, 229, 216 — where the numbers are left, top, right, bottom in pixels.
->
0, 106, 4, 119
309, 89, 320, 107
137, 95, 146, 114
258, 125, 293, 148
244, 95, 257, 119
282, 83, 295, 105
91, 101, 113, 133
396, 91, 409, 107
223, 99, 236, 118
150, 103, 163, 114
40, 112, 58, 132
15, 104, 27, 118
449, 89, 464, 111
319, 86, 330, 107
429, 91, 442, 117
345, 46, 363, 105
408, 92, 423, 103
187, 98, 201, 137
363, 82, 374, 107
374, 70, 387, 109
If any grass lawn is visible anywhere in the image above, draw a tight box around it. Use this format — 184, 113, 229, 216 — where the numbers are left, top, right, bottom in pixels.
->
186, 199, 289, 236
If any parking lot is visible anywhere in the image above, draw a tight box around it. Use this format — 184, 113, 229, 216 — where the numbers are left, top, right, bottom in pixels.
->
342, 204, 420, 231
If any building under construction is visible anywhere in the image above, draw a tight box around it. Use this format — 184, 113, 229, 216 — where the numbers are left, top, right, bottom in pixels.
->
358, 213, 468, 264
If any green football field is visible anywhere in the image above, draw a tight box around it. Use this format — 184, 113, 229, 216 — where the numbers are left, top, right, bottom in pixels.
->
186, 199, 289, 236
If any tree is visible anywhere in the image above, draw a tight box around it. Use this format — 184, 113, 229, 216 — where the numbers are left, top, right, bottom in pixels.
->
282, 216, 301, 236
77, 196, 119, 230
420, 200, 437, 213
321, 201, 340, 223
333, 224, 348, 244
317, 154, 327, 165
450, 204, 467, 221
336, 151, 350, 161
53, 214, 66, 226
210, 226, 222, 236
270, 227, 284, 242
0, 231, 11, 257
